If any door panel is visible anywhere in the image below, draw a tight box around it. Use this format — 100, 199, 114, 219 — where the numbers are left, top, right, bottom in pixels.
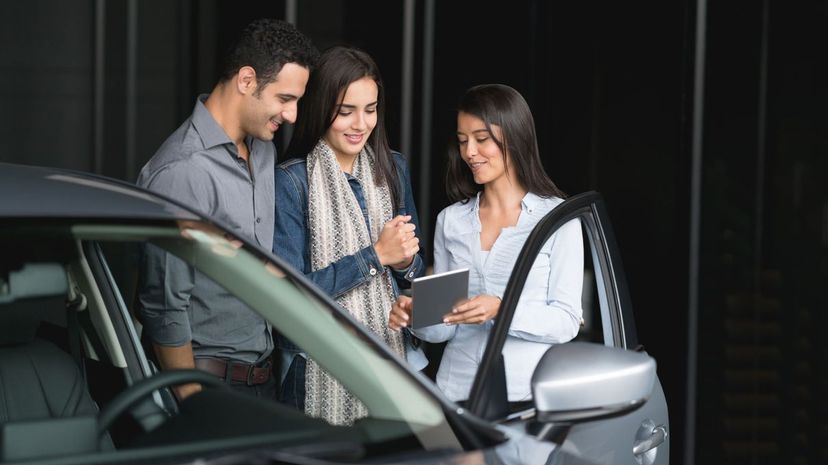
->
558, 378, 669, 465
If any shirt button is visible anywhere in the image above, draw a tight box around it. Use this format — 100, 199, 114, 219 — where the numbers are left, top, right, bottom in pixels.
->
256, 217, 261, 224
369, 268, 377, 276
408, 272, 414, 278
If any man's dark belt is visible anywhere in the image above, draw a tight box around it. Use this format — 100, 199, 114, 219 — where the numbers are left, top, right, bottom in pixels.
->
194, 358, 271, 385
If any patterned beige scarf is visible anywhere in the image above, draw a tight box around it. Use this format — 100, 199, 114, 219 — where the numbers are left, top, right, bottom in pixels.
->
305, 139, 405, 425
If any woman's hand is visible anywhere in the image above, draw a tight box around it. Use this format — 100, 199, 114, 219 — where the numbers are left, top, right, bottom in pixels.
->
443, 295, 501, 325
374, 215, 420, 268
388, 295, 413, 332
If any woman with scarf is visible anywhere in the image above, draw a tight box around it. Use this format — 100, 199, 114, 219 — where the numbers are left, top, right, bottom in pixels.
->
272, 46, 425, 425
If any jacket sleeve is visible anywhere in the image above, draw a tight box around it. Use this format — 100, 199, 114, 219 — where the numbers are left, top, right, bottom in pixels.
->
273, 166, 386, 299
390, 153, 426, 288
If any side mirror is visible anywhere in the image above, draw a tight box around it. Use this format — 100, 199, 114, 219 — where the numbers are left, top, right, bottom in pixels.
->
532, 342, 655, 423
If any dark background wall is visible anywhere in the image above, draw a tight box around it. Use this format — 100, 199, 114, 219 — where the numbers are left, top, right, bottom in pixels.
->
0, 1, 94, 169
1, 1, 826, 463
698, 1, 828, 463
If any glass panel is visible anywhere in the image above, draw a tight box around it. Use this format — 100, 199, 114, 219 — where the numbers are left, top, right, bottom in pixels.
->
0, 220, 468, 463
575, 222, 604, 345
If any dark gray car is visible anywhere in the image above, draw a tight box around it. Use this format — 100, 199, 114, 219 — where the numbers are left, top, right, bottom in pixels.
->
0, 163, 668, 465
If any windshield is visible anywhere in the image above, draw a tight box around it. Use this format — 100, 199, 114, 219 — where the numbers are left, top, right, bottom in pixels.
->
0, 220, 479, 465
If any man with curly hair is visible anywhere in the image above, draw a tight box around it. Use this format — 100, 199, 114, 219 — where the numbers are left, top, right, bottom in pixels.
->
137, 19, 319, 400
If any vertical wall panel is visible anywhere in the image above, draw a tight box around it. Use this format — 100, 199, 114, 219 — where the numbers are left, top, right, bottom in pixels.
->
0, 1, 93, 170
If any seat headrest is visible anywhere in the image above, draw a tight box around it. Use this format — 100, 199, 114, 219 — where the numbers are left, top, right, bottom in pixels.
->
0, 263, 68, 304
0, 263, 68, 345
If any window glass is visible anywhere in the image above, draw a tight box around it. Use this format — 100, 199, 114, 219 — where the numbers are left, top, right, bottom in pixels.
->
0, 221, 470, 463
578, 223, 605, 345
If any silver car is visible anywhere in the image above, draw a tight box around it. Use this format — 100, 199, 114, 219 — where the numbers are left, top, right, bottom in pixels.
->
0, 162, 668, 465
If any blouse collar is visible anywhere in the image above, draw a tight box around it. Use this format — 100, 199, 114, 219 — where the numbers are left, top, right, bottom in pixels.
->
471, 191, 543, 214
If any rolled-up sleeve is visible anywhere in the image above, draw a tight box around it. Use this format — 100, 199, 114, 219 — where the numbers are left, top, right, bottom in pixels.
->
138, 244, 194, 346
137, 162, 212, 346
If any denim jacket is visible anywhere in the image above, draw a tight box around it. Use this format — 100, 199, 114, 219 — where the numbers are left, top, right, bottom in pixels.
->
273, 151, 427, 372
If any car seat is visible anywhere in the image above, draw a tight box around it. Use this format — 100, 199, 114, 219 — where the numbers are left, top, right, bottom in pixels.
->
0, 263, 106, 461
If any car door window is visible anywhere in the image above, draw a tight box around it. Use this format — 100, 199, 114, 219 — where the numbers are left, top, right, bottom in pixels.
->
576, 248, 604, 345
1, 220, 482, 464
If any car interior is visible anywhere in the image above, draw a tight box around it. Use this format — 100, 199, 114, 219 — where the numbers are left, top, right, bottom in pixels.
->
0, 225, 482, 464
0, 215, 604, 464
0, 237, 117, 460
0, 235, 240, 461
0, 262, 113, 460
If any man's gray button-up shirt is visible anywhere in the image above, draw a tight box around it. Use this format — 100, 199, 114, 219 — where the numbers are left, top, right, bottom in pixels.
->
136, 95, 276, 363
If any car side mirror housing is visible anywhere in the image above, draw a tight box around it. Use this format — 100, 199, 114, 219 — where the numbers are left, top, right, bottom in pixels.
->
532, 342, 656, 423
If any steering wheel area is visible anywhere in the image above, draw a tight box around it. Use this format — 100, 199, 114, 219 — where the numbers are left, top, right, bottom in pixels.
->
97, 369, 228, 437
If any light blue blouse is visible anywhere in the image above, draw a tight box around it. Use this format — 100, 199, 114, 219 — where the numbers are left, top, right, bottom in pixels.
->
414, 192, 583, 401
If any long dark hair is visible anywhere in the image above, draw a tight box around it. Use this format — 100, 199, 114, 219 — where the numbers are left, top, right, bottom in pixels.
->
446, 84, 566, 203
286, 46, 399, 208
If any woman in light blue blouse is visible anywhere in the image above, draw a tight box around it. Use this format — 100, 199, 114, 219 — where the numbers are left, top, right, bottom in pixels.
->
389, 84, 584, 402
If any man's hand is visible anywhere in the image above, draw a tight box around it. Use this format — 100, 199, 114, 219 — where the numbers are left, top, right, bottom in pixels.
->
374, 215, 420, 268
442, 295, 501, 325
388, 295, 413, 331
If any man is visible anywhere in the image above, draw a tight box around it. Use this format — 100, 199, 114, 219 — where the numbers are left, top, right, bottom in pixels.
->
137, 19, 318, 400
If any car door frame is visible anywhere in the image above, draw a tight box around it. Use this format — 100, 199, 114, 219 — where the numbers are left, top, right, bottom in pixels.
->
81, 240, 179, 423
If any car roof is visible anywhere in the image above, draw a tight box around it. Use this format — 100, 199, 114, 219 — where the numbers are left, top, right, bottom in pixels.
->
0, 162, 201, 221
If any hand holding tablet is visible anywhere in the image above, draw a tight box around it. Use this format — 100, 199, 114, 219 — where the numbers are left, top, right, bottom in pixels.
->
409, 268, 469, 329
388, 268, 470, 331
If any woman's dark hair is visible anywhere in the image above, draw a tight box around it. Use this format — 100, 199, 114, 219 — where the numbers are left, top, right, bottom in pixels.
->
286, 46, 399, 208
219, 19, 319, 93
446, 84, 566, 203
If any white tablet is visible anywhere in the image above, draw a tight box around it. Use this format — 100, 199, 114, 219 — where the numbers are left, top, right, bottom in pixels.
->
410, 268, 469, 329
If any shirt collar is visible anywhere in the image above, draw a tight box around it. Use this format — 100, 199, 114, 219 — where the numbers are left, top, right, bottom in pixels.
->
473, 191, 542, 213
472, 191, 483, 214
520, 192, 543, 214
191, 94, 234, 150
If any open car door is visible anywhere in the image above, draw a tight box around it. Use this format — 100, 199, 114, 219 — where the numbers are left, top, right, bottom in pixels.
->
467, 191, 670, 465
